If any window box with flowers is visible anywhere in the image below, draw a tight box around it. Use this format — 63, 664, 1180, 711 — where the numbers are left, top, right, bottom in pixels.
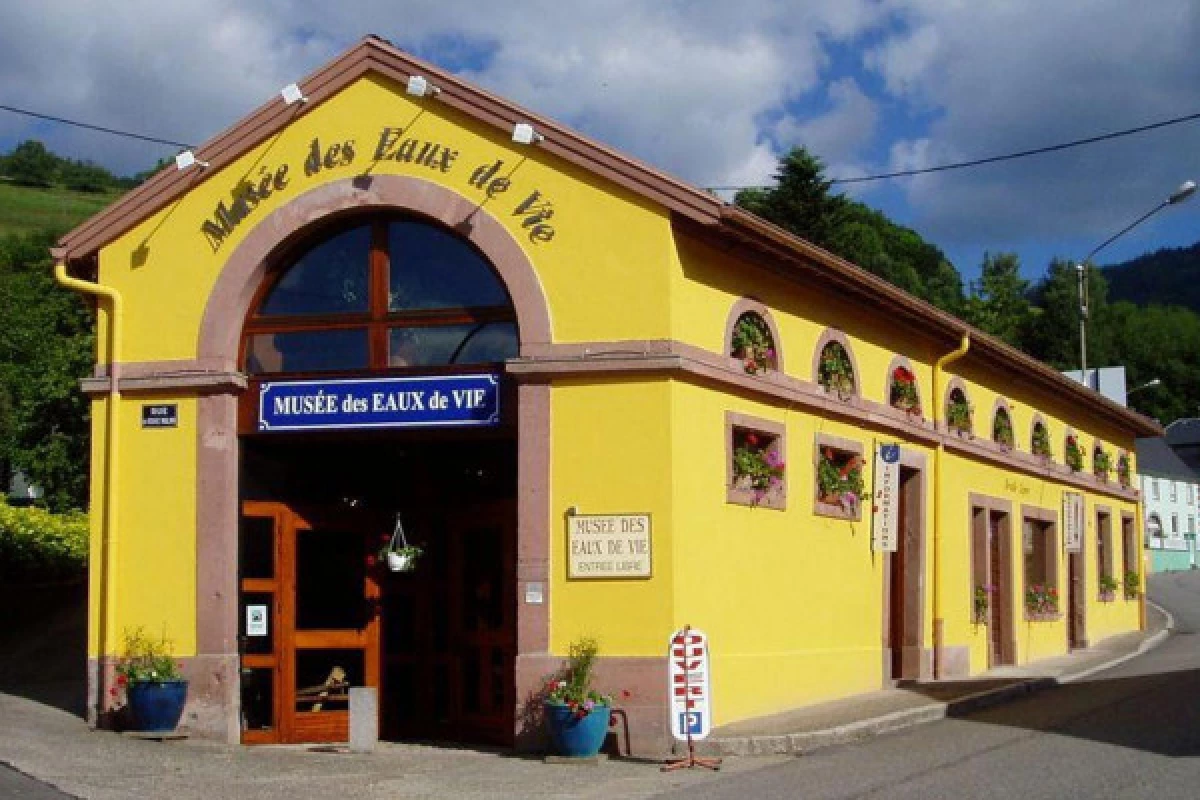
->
1024, 583, 1061, 621
1093, 448, 1112, 482
814, 437, 865, 520
993, 407, 1014, 449
725, 413, 786, 509
730, 312, 777, 375
1098, 573, 1118, 602
946, 388, 972, 436
1064, 435, 1084, 472
817, 341, 855, 398
1116, 453, 1131, 488
1031, 422, 1052, 461
889, 365, 922, 416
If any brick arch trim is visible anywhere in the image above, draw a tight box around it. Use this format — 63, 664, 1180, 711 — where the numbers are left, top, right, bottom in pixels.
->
723, 297, 784, 372
812, 327, 860, 396
198, 175, 553, 363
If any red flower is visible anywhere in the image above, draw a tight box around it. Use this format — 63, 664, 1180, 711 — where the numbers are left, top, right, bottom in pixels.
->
109, 687, 118, 697
366, 554, 377, 568
744, 433, 759, 447
823, 447, 834, 461
116, 673, 128, 687
893, 366, 914, 383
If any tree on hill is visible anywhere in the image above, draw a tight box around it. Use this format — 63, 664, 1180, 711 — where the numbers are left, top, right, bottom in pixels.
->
5, 140, 57, 187
0, 231, 94, 511
962, 252, 1035, 349
735, 147, 965, 313
1103, 241, 1200, 315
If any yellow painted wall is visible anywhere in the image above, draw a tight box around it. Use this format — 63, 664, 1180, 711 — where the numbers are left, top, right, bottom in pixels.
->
548, 378, 675, 655
86, 394, 197, 658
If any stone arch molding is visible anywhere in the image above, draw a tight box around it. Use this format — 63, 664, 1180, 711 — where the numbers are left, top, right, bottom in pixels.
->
198, 175, 553, 365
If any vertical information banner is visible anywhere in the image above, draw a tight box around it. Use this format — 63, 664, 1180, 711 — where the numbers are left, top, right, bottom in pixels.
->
1064, 491, 1085, 552
872, 444, 901, 552
668, 627, 712, 741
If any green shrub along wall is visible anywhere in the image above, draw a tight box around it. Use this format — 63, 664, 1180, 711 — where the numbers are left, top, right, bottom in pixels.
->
0, 499, 87, 582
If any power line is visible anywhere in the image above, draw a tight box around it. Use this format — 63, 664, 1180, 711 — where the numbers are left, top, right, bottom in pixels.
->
707, 109, 1200, 191
0, 103, 193, 150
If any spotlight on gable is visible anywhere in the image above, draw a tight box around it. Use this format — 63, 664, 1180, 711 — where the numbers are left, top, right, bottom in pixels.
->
512, 122, 544, 145
175, 150, 209, 171
280, 82, 308, 105
405, 75, 440, 98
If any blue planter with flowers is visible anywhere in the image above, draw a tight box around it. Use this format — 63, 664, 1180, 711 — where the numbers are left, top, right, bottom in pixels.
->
127, 680, 189, 732
544, 701, 611, 757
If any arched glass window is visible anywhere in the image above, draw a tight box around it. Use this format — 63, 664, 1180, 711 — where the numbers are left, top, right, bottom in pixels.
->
243, 216, 518, 375
729, 311, 777, 374
992, 406, 1014, 447
817, 341, 856, 396
1031, 421, 1052, 458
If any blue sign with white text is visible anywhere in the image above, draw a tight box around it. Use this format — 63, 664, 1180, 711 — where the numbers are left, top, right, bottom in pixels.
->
258, 374, 500, 432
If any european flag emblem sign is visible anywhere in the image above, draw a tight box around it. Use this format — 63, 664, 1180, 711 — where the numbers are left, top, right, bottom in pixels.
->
881, 443, 900, 464
679, 712, 704, 736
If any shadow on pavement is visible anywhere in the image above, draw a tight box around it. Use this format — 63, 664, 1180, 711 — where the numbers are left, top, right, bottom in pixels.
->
0, 580, 87, 717
943, 665, 1200, 758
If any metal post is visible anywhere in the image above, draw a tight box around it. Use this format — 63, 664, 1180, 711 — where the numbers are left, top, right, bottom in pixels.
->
1077, 262, 1088, 388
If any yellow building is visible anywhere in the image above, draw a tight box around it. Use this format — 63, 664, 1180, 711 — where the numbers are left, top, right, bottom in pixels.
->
53, 37, 1156, 753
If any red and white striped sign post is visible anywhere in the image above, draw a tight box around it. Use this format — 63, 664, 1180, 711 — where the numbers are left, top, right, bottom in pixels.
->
662, 625, 721, 771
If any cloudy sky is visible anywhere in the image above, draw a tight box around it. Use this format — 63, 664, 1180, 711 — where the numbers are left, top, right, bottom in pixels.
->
2, 1, 1199, 284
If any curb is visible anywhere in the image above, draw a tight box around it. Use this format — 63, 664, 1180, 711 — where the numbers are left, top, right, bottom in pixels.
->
703, 608, 1174, 758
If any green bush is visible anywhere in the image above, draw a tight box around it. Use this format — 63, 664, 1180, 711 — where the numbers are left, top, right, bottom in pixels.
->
0, 499, 88, 582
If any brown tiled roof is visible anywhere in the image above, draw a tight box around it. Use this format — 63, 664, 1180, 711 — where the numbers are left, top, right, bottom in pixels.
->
54, 35, 1161, 438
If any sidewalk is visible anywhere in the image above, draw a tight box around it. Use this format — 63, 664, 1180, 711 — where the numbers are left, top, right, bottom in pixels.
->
0, 605, 1170, 799
697, 602, 1172, 757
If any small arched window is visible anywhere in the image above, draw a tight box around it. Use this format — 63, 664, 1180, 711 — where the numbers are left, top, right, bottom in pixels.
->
243, 215, 518, 375
730, 311, 777, 375
1031, 420, 1052, 459
992, 405, 1014, 448
946, 386, 972, 434
1093, 445, 1112, 481
1064, 433, 1084, 472
1116, 451, 1131, 488
817, 341, 856, 397
888, 357, 922, 416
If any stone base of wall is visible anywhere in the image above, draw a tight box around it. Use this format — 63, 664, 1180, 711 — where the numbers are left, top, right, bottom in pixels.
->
937, 645, 971, 678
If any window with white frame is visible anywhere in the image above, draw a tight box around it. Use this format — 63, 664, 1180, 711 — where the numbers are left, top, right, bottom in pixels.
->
1172, 515, 1179, 534
1171, 482, 1178, 502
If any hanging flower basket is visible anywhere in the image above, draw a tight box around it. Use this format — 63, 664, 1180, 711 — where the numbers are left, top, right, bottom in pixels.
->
379, 515, 422, 573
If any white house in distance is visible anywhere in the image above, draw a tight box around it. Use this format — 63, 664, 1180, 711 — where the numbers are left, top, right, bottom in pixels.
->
1136, 437, 1199, 571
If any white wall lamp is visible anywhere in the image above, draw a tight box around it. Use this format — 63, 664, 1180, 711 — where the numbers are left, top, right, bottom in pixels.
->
174, 150, 209, 171
406, 75, 441, 98
512, 122, 544, 145
280, 82, 308, 105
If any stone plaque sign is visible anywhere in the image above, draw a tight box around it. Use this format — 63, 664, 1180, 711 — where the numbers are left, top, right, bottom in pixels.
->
566, 513, 652, 579
1064, 491, 1085, 553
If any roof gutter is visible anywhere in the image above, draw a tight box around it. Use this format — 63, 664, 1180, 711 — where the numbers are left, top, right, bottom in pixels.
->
932, 333, 970, 679
52, 251, 122, 723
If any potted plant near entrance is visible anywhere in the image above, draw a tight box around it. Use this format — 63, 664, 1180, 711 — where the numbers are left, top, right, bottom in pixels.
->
1098, 573, 1119, 602
114, 628, 188, 733
543, 637, 615, 758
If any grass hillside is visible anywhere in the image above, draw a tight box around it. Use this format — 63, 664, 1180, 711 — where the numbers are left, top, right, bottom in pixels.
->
0, 181, 122, 238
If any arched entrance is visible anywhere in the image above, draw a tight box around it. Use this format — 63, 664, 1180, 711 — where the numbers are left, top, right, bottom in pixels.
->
235, 213, 521, 745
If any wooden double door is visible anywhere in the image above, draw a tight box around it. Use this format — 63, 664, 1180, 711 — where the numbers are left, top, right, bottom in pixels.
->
239, 500, 515, 745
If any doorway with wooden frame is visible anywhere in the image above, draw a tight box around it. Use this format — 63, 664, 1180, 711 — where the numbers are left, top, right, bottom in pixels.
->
885, 465, 925, 681
237, 435, 517, 746
971, 500, 1015, 668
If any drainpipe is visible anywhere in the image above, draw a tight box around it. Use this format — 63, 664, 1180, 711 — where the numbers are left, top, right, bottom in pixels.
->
1135, 493, 1147, 631
52, 250, 122, 723
932, 332, 970, 679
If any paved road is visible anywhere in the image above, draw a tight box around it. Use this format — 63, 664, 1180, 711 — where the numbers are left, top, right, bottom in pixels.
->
655, 571, 1200, 800
0, 764, 73, 799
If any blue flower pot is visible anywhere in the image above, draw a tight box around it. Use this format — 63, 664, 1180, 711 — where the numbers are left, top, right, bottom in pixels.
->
544, 702, 610, 757
127, 680, 188, 733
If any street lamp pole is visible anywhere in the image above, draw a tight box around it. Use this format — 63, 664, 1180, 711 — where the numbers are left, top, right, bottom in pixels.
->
1076, 180, 1196, 388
